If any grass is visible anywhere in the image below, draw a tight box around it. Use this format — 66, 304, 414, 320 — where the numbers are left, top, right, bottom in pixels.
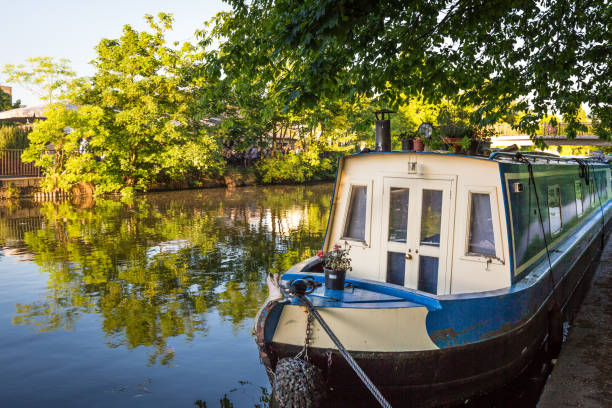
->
0, 125, 30, 149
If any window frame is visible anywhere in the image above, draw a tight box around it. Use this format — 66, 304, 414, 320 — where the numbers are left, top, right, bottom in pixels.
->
461, 186, 504, 264
340, 180, 373, 246
575, 180, 584, 218
547, 184, 563, 236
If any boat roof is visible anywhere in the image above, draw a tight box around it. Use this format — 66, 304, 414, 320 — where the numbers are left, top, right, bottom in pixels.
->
339, 150, 609, 166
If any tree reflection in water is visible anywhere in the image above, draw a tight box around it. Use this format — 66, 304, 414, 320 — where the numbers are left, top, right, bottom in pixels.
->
194, 381, 272, 408
4, 185, 331, 366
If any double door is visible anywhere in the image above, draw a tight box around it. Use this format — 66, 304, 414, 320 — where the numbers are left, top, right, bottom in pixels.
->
380, 177, 453, 295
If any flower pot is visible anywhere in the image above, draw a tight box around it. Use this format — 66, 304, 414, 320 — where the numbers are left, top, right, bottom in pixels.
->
324, 267, 346, 290
468, 140, 481, 156
442, 137, 463, 153
401, 139, 414, 151
413, 139, 424, 152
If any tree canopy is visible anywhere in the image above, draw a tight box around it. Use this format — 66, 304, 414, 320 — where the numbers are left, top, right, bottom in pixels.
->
2, 57, 76, 104
16, 4, 611, 194
218, 0, 611, 139
23, 14, 225, 195
74, 13, 224, 193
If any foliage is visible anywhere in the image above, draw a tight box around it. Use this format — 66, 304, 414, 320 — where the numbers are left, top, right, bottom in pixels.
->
0, 125, 29, 149
2, 57, 76, 103
1, 182, 20, 200
208, 12, 378, 156
220, 0, 611, 141
25, 14, 225, 195
21, 104, 108, 192
79, 13, 225, 194
393, 96, 439, 143
318, 243, 352, 272
255, 148, 335, 184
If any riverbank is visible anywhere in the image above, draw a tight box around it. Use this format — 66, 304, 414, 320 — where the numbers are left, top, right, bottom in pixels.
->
1, 166, 335, 200
538, 238, 612, 407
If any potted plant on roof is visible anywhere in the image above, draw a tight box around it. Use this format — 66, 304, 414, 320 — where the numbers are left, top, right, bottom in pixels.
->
466, 126, 496, 156
400, 132, 414, 151
317, 244, 352, 290
412, 131, 425, 151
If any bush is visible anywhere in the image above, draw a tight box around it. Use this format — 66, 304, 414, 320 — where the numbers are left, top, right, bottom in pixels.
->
255, 149, 336, 184
0, 125, 30, 149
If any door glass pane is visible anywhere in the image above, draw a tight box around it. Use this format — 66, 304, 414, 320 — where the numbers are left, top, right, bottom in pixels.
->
388, 187, 409, 242
418, 256, 438, 294
548, 185, 562, 234
420, 189, 442, 247
343, 185, 367, 240
468, 193, 496, 256
386, 252, 405, 286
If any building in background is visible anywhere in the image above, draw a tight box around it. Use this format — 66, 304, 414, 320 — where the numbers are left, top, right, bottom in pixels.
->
0, 86, 12, 105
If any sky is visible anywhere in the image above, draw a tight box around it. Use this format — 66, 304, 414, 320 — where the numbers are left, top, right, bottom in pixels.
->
0, 0, 229, 106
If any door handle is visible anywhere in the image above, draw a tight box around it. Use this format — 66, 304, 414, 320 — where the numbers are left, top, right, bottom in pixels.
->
405, 253, 413, 260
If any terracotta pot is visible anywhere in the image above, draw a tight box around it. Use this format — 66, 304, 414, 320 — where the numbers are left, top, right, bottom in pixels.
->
413, 139, 424, 152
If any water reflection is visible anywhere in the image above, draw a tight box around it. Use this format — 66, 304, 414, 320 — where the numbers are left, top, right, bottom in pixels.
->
1, 185, 332, 366
194, 381, 272, 408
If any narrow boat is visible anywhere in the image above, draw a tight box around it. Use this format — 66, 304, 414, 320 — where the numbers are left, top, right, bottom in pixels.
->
255, 127, 612, 406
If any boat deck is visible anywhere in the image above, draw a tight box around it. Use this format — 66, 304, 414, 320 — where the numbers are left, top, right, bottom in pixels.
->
281, 272, 442, 310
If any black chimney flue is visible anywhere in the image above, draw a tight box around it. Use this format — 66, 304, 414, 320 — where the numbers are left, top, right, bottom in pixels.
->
374, 109, 395, 152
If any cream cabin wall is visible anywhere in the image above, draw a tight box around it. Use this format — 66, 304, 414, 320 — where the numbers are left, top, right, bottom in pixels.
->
324, 154, 511, 295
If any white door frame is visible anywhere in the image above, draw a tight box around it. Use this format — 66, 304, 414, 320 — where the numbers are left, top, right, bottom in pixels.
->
379, 176, 456, 295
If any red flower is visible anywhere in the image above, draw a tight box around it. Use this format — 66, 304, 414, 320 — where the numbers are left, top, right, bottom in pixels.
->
317, 250, 324, 258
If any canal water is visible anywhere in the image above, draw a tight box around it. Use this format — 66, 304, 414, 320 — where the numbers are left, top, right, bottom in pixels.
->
0, 184, 332, 407
0, 184, 553, 407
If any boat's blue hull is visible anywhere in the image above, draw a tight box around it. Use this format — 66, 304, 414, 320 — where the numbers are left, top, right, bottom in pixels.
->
256, 206, 612, 406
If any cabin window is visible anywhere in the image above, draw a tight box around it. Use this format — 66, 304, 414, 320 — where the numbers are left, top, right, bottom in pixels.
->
420, 189, 443, 247
575, 180, 584, 217
343, 185, 368, 241
548, 185, 562, 235
467, 193, 496, 256
388, 188, 409, 242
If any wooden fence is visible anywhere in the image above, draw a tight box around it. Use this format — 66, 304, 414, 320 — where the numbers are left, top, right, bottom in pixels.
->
0, 149, 40, 177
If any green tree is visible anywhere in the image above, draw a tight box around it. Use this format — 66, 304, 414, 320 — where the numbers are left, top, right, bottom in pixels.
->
24, 14, 225, 195
2, 57, 76, 104
74, 13, 224, 194
218, 0, 612, 140
21, 104, 108, 192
